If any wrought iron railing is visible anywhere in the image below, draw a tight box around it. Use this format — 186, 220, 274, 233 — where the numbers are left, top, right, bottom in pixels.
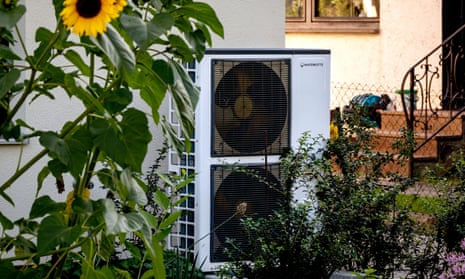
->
400, 23, 465, 176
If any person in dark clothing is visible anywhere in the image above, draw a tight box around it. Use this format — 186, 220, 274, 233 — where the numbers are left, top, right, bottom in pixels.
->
345, 93, 392, 127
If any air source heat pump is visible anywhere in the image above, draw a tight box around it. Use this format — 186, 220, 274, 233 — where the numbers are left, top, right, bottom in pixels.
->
195, 49, 330, 272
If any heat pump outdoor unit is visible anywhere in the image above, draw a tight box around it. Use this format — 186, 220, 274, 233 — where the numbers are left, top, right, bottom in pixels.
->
195, 49, 330, 272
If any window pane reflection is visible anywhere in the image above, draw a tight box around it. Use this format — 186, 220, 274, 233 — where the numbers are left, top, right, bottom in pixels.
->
286, 0, 305, 19
316, 0, 379, 18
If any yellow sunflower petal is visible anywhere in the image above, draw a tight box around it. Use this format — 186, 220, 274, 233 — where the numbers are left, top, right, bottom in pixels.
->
60, 0, 122, 37
64, 188, 91, 214
112, 0, 127, 14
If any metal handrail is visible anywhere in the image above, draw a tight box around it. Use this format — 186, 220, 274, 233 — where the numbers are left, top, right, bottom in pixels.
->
399, 23, 465, 177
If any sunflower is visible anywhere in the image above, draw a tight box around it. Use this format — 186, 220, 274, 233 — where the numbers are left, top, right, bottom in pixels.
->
60, 0, 127, 37
112, 0, 127, 13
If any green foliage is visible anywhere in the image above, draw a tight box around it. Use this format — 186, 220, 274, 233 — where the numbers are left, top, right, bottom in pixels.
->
219, 203, 339, 279
0, 1, 222, 278
420, 155, 465, 251
396, 194, 444, 215
164, 250, 205, 279
353, 267, 381, 279
394, 157, 465, 278
307, 117, 415, 277
222, 110, 417, 278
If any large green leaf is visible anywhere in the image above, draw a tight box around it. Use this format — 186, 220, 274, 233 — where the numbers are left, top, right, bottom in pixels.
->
35, 64, 66, 93
102, 87, 132, 114
159, 210, 182, 230
168, 34, 193, 61
13, 235, 37, 258
89, 118, 121, 159
0, 211, 13, 230
153, 189, 170, 211
35, 27, 53, 44
138, 209, 159, 229
118, 108, 151, 169
0, 4, 26, 29
167, 61, 199, 152
160, 117, 184, 155
101, 199, 144, 235
119, 14, 148, 49
185, 28, 207, 60
37, 213, 82, 254
137, 66, 167, 124
0, 68, 20, 99
172, 2, 224, 38
29, 195, 66, 219
128, 54, 168, 125
119, 13, 174, 50
149, 13, 175, 37
0, 45, 20, 60
195, 21, 213, 47
64, 49, 91, 77
65, 125, 92, 178
92, 24, 135, 78
47, 158, 68, 179
39, 131, 71, 165
66, 81, 105, 113
0, 261, 20, 278
152, 59, 174, 85
90, 109, 151, 172
171, 60, 199, 108
119, 168, 148, 206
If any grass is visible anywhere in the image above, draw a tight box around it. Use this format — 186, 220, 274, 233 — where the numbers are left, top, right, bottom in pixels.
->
396, 194, 444, 215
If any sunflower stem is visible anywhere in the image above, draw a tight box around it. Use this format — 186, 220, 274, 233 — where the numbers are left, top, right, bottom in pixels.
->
6, 25, 62, 125
89, 52, 95, 85
0, 106, 92, 197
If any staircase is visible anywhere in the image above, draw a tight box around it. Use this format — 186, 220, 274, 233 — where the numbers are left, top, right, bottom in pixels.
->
374, 110, 465, 176
383, 22, 465, 177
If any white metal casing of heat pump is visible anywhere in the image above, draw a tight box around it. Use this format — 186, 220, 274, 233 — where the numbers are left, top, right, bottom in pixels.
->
194, 48, 331, 272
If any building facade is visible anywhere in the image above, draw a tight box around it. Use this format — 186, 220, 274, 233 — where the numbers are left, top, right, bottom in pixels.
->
286, 0, 442, 109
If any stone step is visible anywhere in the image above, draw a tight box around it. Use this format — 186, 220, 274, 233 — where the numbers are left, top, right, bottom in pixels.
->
379, 110, 464, 137
373, 130, 439, 160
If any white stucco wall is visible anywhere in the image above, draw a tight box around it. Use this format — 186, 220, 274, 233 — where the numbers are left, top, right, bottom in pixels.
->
286, 0, 441, 108
0, 1, 284, 219
206, 0, 285, 48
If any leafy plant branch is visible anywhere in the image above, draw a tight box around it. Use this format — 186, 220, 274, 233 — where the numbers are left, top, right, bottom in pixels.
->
0, 1, 223, 278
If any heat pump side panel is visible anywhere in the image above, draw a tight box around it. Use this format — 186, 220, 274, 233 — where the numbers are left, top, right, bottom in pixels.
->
290, 54, 331, 148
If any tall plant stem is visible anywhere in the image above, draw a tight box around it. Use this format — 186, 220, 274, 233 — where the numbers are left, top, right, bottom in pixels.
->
0, 107, 92, 196
6, 25, 61, 124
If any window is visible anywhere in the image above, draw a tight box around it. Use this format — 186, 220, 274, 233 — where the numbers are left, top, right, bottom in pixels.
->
286, 0, 380, 33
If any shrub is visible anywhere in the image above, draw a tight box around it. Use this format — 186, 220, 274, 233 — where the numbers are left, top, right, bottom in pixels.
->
221, 110, 416, 278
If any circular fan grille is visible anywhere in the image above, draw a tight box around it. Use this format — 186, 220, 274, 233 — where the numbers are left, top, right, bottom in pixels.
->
214, 62, 288, 154
212, 166, 284, 261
